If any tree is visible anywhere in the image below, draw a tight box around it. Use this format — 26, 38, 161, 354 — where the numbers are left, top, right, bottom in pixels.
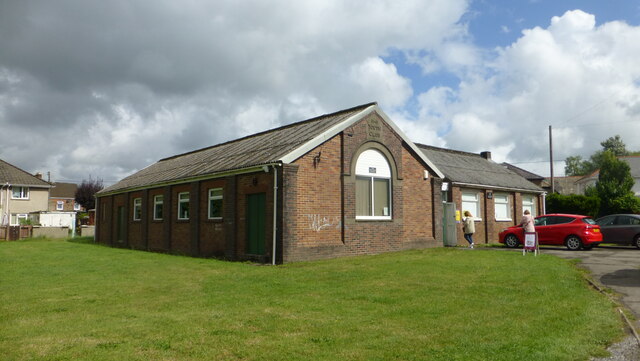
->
75, 178, 104, 210
564, 155, 585, 176
595, 151, 639, 216
600, 135, 629, 156
563, 135, 630, 176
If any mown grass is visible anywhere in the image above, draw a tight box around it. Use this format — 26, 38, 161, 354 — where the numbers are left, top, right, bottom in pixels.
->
0, 238, 623, 361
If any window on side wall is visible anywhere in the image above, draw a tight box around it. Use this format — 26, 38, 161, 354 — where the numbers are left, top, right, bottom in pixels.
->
355, 149, 392, 220
12, 187, 29, 199
461, 191, 481, 220
494, 193, 511, 221
56, 201, 64, 211
133, 198, 142, 221
208, 188, 223, 219
10, 214, 28, 226
73, 203, 81, 211
522, 195, 537, 217
153, 195, 163, 220
177, 192, 190, 220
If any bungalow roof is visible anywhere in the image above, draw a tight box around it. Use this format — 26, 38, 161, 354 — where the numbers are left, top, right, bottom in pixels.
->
417, 145, 544, 193
100, 103, 444, 195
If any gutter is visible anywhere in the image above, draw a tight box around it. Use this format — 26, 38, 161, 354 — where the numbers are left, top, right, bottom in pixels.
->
1, 183, 10, 226
271, 164, 280, 265
451, 181, 545, 194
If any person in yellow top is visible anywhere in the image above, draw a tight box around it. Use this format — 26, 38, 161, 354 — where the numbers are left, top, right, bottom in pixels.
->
462, 210, 475, 248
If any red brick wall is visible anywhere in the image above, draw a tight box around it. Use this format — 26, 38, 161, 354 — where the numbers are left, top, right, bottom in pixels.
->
147, 188, 165, 252
451, 186, 544, 245
401, 150, 438, 245
283, 112, 439, 262
128, 191, 144, 250
293, 135, 343, 247
171, 184, 191, 255
199, 179, 226, 257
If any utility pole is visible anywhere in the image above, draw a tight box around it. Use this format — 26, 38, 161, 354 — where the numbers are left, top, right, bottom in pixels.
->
549, 125, 554, 193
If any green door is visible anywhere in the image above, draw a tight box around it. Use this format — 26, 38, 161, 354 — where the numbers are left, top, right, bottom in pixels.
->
246, 193, 266, 255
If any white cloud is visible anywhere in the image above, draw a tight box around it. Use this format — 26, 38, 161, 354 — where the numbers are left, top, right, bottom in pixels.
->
0, 0, 470, 183
349, 57, 412, 109
411, 9, 640, 175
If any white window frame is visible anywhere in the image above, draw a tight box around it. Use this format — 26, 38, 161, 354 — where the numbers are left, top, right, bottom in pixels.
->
461, 191, 481, 221
355, 149, 392, 220
522, 195, 537, 217
133, 198, 142, 221
208, 188, 223, 219
12, 187, 29, 200
10, 213, 28, 226
73, 202, 81, 211
177, 192, 190, 220
494, 193, 512, 221
153, 195, 164, 220
56, 201, 64, 211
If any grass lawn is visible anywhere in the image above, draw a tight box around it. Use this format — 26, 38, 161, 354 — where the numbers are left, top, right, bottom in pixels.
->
0, 238, 624, 361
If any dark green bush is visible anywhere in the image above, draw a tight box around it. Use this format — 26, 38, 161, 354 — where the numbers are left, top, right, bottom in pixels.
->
545, 193, 600, 218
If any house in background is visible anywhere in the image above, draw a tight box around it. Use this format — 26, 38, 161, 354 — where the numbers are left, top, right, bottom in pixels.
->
96, 103, 446, 264
49, 182, 83, 212
0, 159, 52, 226
545, 155, 640, 196
417, 145, 546, 246
502, 163, 546, 188
544, 176, 585, 195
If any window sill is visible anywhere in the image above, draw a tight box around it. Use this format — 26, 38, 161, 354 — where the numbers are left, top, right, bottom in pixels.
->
495, 218, 513, 222
356, 216, 392, 221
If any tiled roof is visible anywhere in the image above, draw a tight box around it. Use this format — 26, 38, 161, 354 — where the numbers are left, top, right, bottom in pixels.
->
417, 145, 544, 193
501, 162, 545, 181
100, 103, 379, 194
50, 182, 78, 198
0, 159, 51, 188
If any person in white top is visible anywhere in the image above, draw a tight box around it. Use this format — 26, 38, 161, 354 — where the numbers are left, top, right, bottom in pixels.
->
519, 210, 535, 233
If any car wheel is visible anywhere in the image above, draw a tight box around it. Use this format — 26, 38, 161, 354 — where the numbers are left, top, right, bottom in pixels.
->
504, 234, 519, 248
634, 235, 640, 249
565, 235, 583, 251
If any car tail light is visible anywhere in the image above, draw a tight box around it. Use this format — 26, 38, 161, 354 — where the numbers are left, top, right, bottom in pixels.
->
585, 225, 600, 233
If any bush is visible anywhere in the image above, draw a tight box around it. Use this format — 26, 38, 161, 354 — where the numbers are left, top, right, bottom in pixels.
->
545, 193, 600, 218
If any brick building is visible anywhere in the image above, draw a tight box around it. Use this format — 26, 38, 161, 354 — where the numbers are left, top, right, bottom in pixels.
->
417, 145, 545, 245
96, 103, 446, 263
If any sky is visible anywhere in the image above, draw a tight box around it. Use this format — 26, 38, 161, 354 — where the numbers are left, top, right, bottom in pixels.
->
1, 0, 640, 185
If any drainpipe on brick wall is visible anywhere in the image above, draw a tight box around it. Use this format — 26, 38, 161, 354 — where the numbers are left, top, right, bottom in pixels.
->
271, 164, 279, 265
542, 192, 546, 215
1, 183, 10, 226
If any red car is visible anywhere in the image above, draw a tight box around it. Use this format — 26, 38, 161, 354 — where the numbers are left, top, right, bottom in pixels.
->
499, 213, 602, 250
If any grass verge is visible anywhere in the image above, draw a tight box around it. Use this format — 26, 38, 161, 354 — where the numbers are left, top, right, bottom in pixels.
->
0, 238, 623, 360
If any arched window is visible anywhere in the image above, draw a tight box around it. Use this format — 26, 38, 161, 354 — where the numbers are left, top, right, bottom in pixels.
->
355, 149, 392, 219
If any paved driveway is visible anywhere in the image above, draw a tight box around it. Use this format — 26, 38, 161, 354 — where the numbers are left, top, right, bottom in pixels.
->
541, 245, 640, 327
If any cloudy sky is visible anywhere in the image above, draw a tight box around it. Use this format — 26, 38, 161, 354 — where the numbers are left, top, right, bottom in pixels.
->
1, 0, 639, 185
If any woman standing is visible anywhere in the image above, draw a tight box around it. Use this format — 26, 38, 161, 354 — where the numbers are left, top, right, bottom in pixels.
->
462, 210, 475, 248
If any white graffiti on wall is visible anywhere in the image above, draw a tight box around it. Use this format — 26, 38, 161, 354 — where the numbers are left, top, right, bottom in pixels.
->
306, 214, 342, 232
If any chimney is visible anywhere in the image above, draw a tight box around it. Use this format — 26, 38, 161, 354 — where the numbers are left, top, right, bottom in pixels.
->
34, 172, 43, 179
480, 151, 492, 160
